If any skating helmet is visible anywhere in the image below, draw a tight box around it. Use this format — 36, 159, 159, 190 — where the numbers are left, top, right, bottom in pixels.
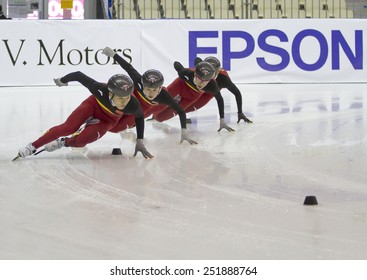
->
204, 56, 221, 72
194, 62, 215, 81
108, 74, 134, 97
141, 69, 164, 88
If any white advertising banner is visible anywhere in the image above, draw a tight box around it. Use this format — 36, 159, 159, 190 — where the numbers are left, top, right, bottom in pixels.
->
0, 19, 366, 86
143, 19, 367, 84
0, 20, 142, 86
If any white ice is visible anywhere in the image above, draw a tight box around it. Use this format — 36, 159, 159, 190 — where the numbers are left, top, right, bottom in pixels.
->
0, 83, 366, 260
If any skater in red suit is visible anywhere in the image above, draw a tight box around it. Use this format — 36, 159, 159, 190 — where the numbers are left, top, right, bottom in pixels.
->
188, 56, 252, 124
153, 61, 234, 132
102, 47, 197, 144
17, 71, 153, 159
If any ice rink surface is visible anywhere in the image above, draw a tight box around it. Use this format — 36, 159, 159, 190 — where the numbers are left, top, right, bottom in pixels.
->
0, 83, 366, 260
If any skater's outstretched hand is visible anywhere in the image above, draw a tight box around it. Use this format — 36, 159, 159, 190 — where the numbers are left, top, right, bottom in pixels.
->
102, 47, 116, 58
237, 112, 253, 124
218, 118, 235, 132
134, 139, 153, 159
180, 129, 198, 145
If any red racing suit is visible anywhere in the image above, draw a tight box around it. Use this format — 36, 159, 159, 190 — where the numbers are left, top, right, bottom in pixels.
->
32, 71, 144, 149
153, 63, 225, 122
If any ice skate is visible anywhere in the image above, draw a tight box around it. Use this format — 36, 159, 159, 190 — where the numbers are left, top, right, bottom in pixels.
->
44, 138, 65, 152
14, 143, 36, 160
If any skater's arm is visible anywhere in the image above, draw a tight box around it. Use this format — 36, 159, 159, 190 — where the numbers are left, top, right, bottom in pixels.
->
134, 114, 145, 139
218, 74, 243, 114
127, 104, 153, 158
205, 81, 235, 132
157, 89, 187, 129
103, 47, 142, 83
194, 57, 203, 65
203, 81, 225, 119
123, 97, 145, 139
58, 71, 106, 98
173, 61, 193, 81
218, 74, 252, 124
59, 71, 98, 89
214, 93, 225, 120
114, 54, 142, 83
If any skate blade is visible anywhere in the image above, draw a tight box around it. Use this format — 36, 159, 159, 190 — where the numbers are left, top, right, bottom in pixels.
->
12, 148, 45, 161
12, 154, 20, 161
34, 149, 45, 155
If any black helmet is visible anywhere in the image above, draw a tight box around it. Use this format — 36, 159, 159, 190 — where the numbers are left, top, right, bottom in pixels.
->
107, 74, 134, 97
141, 69, 164, 88
204, 56, 221, 72
194, 62, 215, 81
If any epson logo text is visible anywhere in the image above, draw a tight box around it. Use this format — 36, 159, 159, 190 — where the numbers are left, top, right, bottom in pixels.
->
189, 30, 363, 71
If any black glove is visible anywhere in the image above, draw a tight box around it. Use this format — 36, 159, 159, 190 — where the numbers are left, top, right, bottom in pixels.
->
194, 57, 203, 66
173, 61, 184, 72
237, 112, 253, 124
